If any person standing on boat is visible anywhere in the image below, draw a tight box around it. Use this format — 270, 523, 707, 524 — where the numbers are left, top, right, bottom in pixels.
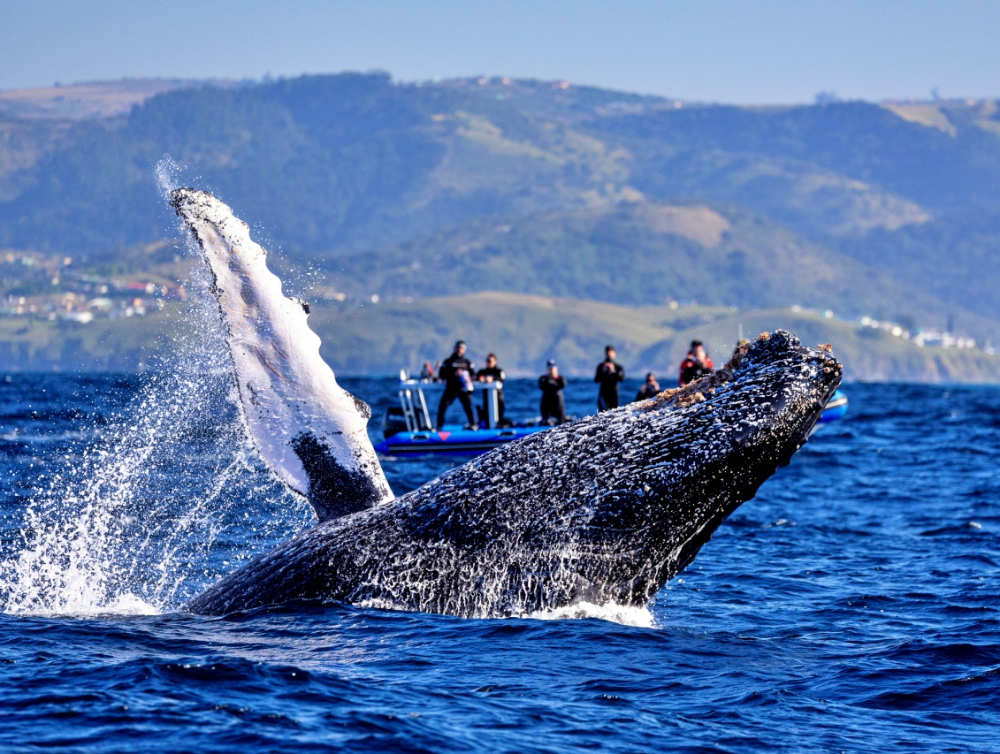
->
476, 353, 506, 424
436, 340, 476, 429
594, 345, 625, 412
635, 372, 661, 402
538, 359, 567, 425
678, 340, 714, 386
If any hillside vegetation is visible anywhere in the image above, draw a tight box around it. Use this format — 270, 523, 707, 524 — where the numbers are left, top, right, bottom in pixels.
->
1, 74, 999, 377
4, 292, 999, 383
327, 202, 993, 334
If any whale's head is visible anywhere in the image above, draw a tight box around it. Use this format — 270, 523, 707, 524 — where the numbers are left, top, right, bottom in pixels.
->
641, 328, 841, 459
599, 329, 843, 601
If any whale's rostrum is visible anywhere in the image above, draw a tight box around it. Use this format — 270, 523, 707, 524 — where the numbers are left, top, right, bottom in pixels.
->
170, 188, 393, 522
172, 187, 842, 619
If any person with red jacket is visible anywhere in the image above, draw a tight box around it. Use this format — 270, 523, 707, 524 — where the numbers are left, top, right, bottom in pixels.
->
678, 340, 714, 386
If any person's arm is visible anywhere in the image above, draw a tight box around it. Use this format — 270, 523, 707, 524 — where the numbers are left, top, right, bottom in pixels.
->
498, 369, 506, 383
617, 364, 625, 382
557, 376, 566, 389
594, 364, 602, 382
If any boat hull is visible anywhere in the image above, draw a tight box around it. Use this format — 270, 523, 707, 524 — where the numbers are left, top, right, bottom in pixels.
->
376, 426, 549, 456
818, 389, 848, 423
377, 389, 849, 456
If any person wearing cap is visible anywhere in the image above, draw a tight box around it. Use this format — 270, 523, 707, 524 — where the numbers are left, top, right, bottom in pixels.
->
594, 345, 625, 412
678, 340, 714, 386
436, 340, 476, 429
538, 359, 567, 425
635, 372, 661, 402
476, 353, 507, 423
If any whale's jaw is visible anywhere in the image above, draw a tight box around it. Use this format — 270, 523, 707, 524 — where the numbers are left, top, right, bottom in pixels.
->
186, 327, 842, 619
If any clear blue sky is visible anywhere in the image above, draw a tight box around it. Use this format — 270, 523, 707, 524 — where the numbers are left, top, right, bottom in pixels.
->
2, 0, 999, 103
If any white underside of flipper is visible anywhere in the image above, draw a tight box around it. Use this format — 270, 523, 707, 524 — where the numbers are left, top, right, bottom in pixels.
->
171, 188, 393, 521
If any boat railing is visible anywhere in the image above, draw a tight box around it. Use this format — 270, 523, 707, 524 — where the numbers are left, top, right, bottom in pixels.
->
397, 380, 434, 433
397, 372, 504, 431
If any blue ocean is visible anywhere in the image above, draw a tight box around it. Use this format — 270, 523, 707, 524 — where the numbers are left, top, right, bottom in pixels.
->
1, 367, 998, 752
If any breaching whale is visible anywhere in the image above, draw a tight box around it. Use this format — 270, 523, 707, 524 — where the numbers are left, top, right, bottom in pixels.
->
171, 188, 843, 619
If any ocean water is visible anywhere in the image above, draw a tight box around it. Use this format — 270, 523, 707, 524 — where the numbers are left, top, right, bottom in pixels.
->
0, 373, 998, 753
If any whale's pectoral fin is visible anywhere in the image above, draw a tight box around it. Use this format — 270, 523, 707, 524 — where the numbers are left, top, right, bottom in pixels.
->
290, 431, 388, 521
170, 187, 394, 522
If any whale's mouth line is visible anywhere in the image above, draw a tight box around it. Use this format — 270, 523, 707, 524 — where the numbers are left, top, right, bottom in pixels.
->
776, 369, 843, 468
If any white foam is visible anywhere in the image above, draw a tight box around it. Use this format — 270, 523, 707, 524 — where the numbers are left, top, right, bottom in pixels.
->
355, 597, 656, 627
527, 601, 656, 628
13, 593, 161, 619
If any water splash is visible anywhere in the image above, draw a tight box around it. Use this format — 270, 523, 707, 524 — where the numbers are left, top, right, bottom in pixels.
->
355, 597, 656, 628
0, 159, 311, 617
528, 601, 656, 628
154, 155, 183, 198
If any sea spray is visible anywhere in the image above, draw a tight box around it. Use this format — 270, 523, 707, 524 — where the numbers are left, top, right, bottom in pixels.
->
0, 159, 312, 616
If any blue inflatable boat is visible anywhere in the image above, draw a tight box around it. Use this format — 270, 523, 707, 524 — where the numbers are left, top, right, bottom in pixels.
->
376, 379, 848, 457
375, 378, 550, 456
818, 389, 848, 424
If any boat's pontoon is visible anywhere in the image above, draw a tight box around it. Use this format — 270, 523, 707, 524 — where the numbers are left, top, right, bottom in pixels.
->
376, 376, 849, 457
376, 376, 549, 456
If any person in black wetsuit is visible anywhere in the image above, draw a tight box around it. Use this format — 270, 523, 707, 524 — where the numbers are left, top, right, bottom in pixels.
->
436, 340, 476, 429
476, 353, 506, 425
594, 345, 625, 412
538, 359, 567, 425
635, 372, 661, 402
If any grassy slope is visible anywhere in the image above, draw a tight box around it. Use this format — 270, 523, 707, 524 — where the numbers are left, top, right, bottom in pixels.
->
835, 205, 1000, 323
309, 293, 1000, 382
0, 306, 184, 371
12, 292, 995, 383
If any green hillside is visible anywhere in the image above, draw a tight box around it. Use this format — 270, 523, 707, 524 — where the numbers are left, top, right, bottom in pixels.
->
2, 75, 1000, 256
1, 74, 1000, 373
4, 291, 998, 384
310, 293, 1000, 382
835, 205, 1000, 322
326, 201, 995, 337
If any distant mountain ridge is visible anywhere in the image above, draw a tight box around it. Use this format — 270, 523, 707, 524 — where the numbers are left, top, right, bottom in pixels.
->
0, 73, 999, 347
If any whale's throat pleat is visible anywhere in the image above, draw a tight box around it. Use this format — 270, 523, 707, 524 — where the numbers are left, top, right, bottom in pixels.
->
170, 187, 393, 521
